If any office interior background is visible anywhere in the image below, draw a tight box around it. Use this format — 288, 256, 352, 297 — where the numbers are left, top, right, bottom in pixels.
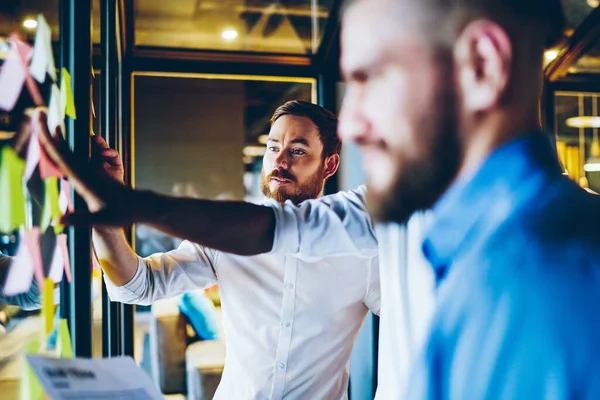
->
1, 0, 600, 398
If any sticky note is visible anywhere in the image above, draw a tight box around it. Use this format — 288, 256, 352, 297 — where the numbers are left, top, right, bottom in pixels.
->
11, 37, 44, 107
48, 240, 64, 283
42, 278, 54, 336
57, 233, 71, 282
40, 177, 62, 235
20, 337, 44, 400
26, 227, 45, 288
2, 233, 35, 295
57, 319, 73, 359
59, 179, 73, 214
46, 83, 65, 138
0, 146, 26, 233
30, 14, 56, 83
0, 45, 26, 111
24, 132, 42, 180
60, 68, 76, 119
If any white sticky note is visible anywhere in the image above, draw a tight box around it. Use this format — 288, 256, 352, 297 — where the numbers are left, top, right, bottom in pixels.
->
24, 131, 41, 180
0, 46, 26, 111
47, 83, 65, 135
29, 14, 56, 83
48, 241, 65, 284
2, 234, 35, 296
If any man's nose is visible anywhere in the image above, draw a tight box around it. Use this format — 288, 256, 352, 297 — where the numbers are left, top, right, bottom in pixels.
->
338, 92, 370, 144
274, 151, 290, 170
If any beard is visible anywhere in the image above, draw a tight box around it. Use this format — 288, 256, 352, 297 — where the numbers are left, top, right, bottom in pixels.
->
367, 82, 461, 224
260, 164, 326, 205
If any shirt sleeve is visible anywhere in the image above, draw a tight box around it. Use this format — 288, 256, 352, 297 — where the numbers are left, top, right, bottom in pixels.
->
364, 256, 381, 316
265, 185, 378, 261
104, 240, 218, 305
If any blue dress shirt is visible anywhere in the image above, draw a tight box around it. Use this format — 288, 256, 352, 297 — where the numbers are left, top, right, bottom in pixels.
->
408, 133, 600, 399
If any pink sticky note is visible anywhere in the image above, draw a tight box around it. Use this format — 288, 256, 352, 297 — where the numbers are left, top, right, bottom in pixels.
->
24, 228, 44, 288
2, 236, 35, 296
24, 132, 42, 180
58, 234, 71, 282
0, 46, 26, 111
11, 37, 44, 107
59, 179, 73, 214
39, 141, 63, 179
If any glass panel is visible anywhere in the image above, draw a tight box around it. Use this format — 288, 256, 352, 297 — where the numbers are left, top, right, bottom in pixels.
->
130, 74, 313, 391
568, 37, 600, 75
555, 91, 600, 192
134, 0, 335, 54
563, 0, 598, 31
0, 0, 60, 42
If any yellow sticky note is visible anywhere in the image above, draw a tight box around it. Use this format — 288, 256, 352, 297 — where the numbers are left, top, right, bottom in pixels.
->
60, 67, 76, 119
40, 177, 62, 234
0, 146, 26, 233
42, 278, 54, 337
57, 319, 74, 359
20, 337, 44, 400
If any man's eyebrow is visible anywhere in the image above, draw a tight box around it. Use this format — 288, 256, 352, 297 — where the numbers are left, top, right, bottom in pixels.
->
267, 138, 279, 143
290, 138, 310, 146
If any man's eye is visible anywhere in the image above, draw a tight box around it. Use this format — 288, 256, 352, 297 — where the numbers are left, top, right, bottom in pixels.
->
291, 149, 306, 155
268, 146, 279, 152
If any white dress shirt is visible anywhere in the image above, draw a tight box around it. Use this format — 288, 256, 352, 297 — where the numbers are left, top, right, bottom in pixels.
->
374, 215, 435, 399
105, 186, 380, 400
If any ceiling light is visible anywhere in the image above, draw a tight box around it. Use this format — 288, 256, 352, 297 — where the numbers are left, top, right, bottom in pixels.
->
258, 134, 269, 144
222, 29, 238, 41
544, 50, 559, 62
23, 19, 38, 29
587, 0, 599, 8
565, 116, 600, 129
243, 145, 265, 157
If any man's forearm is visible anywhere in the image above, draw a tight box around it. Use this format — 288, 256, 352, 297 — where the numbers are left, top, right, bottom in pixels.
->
92, 227, 139, 286
137, 191, 276, 256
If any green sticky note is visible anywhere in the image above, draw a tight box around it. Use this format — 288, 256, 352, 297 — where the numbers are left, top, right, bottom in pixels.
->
61, 67, 76, 120
0, 146, 26, 234
57, 319, 73, 359
21, 337, 44, 400
40, 177, 62, 234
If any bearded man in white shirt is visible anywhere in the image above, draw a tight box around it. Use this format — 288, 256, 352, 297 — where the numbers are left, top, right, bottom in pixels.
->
36, 101, 380, 400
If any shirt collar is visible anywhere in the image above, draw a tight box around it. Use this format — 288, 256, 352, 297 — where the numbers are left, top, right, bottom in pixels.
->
422, 133, 561, 282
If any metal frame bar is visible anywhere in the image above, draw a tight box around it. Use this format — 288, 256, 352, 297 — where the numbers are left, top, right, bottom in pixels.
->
545, 6, 600, 82
101, 0, 122, 358
63, 0, 93, 358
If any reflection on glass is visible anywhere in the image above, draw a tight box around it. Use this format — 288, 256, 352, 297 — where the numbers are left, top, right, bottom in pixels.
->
0, 0, 60, 42
555, 91, 600, 192
129, 74, 313, 392
134, 0, 335, 53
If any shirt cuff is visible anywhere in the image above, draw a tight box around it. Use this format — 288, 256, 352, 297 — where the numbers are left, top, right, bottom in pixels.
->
103, 256, 147, 303
265, 200, 300, 255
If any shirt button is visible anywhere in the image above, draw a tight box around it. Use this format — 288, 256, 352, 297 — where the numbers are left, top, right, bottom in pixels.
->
278, 363, 285, 369
285, 282, 294, 289
284, 321, 291, 328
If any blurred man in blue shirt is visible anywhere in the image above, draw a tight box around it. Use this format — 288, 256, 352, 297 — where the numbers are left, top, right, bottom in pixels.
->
339, 0, 600, 398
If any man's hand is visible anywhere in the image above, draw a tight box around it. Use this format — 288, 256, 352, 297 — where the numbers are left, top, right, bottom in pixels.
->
35, 109, 151, 225
91, 135, 124, 184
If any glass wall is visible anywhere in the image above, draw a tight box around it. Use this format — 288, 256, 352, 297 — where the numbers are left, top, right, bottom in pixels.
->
129, 73, 314, 382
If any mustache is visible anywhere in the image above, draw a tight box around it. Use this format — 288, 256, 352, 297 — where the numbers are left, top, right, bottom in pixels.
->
268, 169, 296, 182
356, 137, 387, 150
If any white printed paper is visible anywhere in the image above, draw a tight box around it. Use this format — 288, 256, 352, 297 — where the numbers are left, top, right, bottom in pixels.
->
26, 355, 164, 400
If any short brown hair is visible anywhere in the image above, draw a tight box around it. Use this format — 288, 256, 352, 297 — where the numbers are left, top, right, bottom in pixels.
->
270, 101, 341, 159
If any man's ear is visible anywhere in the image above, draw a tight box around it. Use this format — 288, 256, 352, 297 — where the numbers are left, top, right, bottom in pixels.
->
324, 153, 340, 179
454, 20, 512, 112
